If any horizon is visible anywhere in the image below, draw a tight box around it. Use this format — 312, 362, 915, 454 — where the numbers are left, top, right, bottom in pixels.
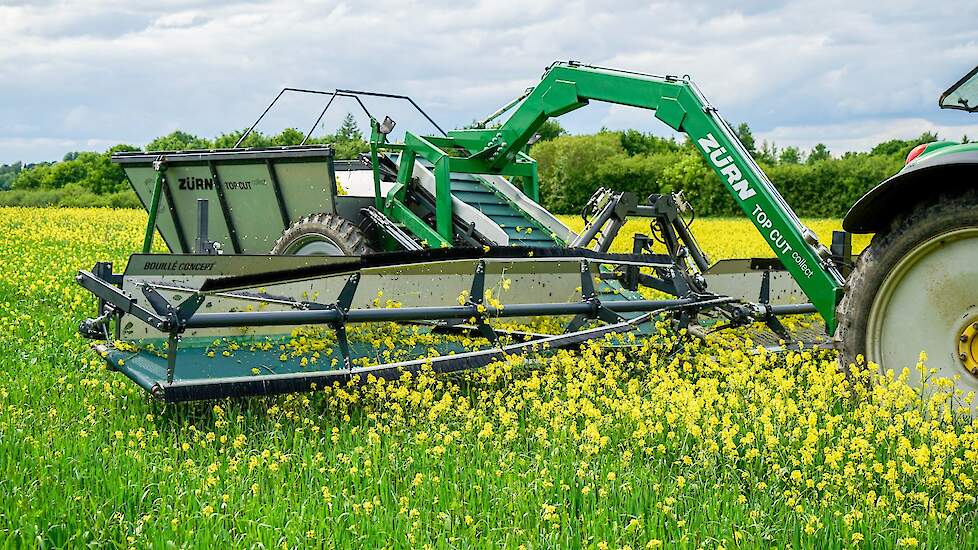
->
0, 121, 945, 168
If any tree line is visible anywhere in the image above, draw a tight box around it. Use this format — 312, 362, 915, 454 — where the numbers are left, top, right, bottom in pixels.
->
531, 122, 943, 217
0, 115, 948, 217
0, 114, 368, 208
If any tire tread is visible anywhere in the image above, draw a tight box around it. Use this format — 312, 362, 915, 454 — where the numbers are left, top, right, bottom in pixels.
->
270, 213, 372, 256
837, 188, 978, 371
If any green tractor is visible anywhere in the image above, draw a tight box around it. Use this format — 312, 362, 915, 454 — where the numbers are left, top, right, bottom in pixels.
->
839, 64, 978, 386
75, 62, 978, 404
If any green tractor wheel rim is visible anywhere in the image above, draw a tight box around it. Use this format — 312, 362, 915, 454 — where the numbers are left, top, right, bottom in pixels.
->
866, 227, 978, 400
283, 233, 345, 256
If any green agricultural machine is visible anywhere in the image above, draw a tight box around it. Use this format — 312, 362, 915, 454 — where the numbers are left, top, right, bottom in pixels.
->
76, 62, 978, 404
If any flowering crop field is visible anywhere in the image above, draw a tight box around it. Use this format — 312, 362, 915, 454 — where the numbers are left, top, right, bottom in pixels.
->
1, 207, 976, 549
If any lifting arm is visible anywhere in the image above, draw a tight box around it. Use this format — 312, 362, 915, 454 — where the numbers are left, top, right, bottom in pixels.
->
391, 62, 845, 331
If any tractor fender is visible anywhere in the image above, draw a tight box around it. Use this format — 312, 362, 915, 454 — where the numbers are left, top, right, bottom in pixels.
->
843, 149, 978, 233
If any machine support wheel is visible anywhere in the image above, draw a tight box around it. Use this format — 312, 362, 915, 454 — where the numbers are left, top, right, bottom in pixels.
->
838, 188, 978, 394
271, 213, 372, 256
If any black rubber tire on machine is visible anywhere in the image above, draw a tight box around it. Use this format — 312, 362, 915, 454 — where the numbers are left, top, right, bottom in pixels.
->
838, 188, 978, 395
271, 213, 373, 256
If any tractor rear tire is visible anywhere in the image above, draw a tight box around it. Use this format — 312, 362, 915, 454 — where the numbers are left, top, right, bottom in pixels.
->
271, 213, 372, 256
837, 188, 978, 393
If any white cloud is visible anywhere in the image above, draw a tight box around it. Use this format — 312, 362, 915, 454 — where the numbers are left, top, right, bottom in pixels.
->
0, 137, 123, 162
152, 11, 209, 29
0, 0, 976, 163
757, 117, 978, 155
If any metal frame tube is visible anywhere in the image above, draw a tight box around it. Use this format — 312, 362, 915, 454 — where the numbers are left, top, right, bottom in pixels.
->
194, 199, 209, 254
235, 86, 447, 149
183, 298, 700, 329
570, 196, 617, 248
768, 303, 817, 315
142, 166, 165, 254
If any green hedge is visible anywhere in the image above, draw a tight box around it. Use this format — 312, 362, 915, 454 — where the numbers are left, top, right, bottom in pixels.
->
531, 133, 909, 217
0, 125, 931, 216
0, 185, 141, 209
0, 124, 369, 208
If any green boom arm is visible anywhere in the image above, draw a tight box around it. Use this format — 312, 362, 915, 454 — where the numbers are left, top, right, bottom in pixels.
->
389, 62, 845, 331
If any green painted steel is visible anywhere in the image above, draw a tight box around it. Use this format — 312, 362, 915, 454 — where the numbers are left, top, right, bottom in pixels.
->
370, 136, 550, 249
521, 152, 540, 203
446, 172, 554, 247
142, 166, 165, 254
369, 120, 385, 211
384, 62, 845, 332
386, 196, 452, 248
101, 334, 475, 394
116, 147, 337, 254
118, 63, 845, 330
908, 140, 978, 165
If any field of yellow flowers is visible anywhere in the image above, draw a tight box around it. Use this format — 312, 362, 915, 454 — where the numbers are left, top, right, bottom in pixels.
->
1, 207, 976, 549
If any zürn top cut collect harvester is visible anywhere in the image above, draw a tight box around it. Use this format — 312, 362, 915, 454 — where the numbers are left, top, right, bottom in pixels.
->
77, 62, 978, 404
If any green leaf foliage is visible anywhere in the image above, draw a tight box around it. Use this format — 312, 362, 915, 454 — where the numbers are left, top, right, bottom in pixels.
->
0, 120, 944, 217
529, 129, 932, 217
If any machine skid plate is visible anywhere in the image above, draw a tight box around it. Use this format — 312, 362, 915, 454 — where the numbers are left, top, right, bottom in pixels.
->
94, 320, 637, 402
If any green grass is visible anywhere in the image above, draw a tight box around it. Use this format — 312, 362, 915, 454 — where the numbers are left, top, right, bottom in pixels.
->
0, 207, 974, 549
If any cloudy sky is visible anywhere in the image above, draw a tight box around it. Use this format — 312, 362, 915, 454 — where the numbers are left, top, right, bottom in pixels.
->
1, 0, 976, 164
